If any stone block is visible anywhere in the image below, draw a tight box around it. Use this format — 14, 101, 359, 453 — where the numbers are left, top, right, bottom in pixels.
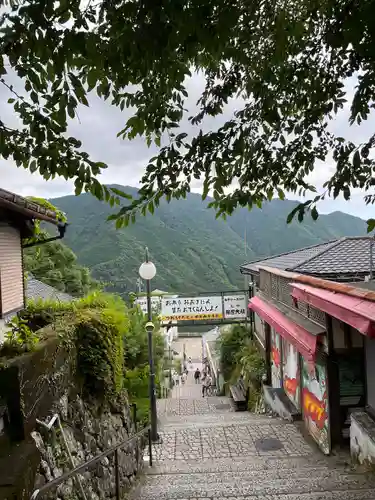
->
0, 336, 72, 443
263, 385, 301, 422
350, 411, 375, 469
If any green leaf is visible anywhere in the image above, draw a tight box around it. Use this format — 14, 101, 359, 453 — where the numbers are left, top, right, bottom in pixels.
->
74, 179, 83, 196
67, 105, 75, 119
353, 150, 361, 169
311, 206, 319, 221
367, 219, 375, 234
110, 187, 133, 199
286, 206, 299, 224
87, 70, 98, 91
148, 201, 154, 214
277, 188, 285, 200
59, 10, 71, 23
29, 160, 37, 173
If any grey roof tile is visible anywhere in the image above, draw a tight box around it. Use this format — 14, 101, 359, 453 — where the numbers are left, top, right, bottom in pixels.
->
26, 276, 73, 303
241, 240, 337, 273
293, 237, 373, 275
241, 237, 375, 277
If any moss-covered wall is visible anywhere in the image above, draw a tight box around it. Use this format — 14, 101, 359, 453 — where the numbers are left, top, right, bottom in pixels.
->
0, 335, 72, 443
0, 333, 142, 500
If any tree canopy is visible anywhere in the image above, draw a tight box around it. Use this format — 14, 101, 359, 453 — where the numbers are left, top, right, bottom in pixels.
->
1, 0, 375, 228
24, 238, 99, 296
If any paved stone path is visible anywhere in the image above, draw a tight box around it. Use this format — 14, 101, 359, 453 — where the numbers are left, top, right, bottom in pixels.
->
129, 338, 375, 500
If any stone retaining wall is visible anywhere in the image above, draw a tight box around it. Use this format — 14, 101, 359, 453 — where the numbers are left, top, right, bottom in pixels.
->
0, 335, 144, 500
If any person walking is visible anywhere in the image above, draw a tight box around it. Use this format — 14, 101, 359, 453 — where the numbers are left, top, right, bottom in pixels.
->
202, 373, 212, 397
194, 368, 201, 384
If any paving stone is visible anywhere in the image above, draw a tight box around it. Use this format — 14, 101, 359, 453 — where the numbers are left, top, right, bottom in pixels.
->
131, 338, 375, 500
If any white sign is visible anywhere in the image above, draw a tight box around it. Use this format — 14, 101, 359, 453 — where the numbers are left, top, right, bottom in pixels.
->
223, 294, 247, 319
161, 296, 223, 321
135, 297, 161, 315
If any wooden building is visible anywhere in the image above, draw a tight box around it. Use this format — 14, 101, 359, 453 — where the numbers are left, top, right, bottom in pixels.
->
240, 238, 375, 462
0, 188, 65, 341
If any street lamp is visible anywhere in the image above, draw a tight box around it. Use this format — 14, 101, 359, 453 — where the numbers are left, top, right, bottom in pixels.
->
139, 248, 158, 442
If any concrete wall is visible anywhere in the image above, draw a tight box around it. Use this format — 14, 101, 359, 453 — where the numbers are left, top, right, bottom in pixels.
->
351, 412, 375, 468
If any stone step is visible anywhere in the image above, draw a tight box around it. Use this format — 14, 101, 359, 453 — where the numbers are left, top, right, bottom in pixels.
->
130, 468, 375, 500
143, 455, 347, 475
159, 413, 282, 429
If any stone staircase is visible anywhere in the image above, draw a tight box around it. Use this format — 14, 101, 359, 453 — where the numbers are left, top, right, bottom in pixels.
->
129, 397, 375, 500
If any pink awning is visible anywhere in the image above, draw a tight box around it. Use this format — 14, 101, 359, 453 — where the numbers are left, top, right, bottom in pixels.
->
249, 296, 317, 360
291, 283, 375, 337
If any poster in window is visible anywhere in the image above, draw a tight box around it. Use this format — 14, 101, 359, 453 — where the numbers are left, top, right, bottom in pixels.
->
302, 357, 330, 454
271, 328, 282, 388
282, 338, 300, 409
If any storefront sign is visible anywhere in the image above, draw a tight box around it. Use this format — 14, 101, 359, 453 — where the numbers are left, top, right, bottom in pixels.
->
135, 297, 161, 315
161, 293, 248, 322
161, 296, 223, 321
223, 294, 247, 319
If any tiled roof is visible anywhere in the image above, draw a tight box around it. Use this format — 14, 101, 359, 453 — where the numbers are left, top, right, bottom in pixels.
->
0, 188, 59, 224
241, 237, 375, 277
293, 237, 373, 275
26, 277, 73, 303
241, 240, 337, 273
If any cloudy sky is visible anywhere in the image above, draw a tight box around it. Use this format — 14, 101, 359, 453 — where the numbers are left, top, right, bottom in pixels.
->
1, 72, 374, 220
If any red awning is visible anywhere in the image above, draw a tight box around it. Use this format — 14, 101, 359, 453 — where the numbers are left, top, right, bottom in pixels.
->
291, 283, 375, 337
249, 296, 318, 360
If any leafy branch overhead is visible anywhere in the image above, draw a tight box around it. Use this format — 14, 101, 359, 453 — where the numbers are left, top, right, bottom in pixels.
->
1, 0, 375, 229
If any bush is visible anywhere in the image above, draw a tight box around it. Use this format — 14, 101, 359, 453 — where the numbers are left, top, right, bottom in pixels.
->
3, 291, 165, 411
218, 325, 250, 381
74, 307, 126, 400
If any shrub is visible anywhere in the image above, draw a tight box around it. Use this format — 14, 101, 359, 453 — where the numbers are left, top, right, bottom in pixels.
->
74, 306, 127, 400
0, 317, 40, 357
218, 324, 265, 411
218, 325, 250, 381
3, 290, 165, 411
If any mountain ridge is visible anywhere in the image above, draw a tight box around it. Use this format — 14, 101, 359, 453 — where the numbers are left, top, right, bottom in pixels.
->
50, 186, 367, 294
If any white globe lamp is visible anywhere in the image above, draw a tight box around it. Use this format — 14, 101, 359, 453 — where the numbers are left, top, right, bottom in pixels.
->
139, 261, 156, 281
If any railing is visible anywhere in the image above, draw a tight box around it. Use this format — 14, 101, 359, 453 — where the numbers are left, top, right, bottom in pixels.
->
30, 422, 153, 500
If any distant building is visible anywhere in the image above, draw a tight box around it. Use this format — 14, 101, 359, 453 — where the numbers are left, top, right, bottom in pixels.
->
26, 276, 73, 303
0, 188, 66, 341
240, 237, 375, 462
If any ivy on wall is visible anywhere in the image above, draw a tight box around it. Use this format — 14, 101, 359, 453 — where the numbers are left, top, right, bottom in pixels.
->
1, 291, 165, 410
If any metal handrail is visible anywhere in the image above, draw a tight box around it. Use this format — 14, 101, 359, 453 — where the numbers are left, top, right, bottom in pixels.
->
30, 425, 153, 500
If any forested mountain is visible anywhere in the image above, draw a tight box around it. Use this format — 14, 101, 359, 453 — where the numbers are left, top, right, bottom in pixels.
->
50, 186, 367, 295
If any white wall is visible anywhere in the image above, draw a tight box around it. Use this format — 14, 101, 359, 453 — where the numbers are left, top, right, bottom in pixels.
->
0, 318, 6, 344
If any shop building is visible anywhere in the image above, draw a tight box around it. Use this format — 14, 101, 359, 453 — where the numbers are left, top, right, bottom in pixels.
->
240, 237, 375, 462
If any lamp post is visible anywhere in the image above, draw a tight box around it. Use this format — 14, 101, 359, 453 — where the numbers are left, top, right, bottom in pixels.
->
139, 248, 158, 442
166, 320, 173, 386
